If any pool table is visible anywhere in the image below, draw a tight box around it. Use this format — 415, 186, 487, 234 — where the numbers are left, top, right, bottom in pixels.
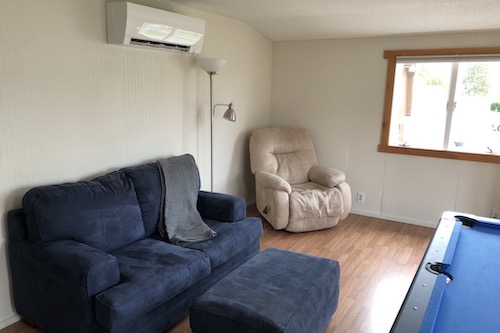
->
390, 211, 500, 333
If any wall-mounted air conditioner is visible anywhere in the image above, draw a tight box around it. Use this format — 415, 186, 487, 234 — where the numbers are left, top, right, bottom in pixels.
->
106, 2, 205, 54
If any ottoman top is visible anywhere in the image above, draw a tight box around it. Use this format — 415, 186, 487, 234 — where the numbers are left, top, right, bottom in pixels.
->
191, 247, 340, 332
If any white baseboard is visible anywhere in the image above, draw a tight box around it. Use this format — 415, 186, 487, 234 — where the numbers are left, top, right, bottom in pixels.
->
0, 314, 21, 330
350, 209, 437, 229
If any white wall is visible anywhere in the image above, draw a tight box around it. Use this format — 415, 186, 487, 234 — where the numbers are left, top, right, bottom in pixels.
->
0, 0, 271, 328
272, 32, 500, 228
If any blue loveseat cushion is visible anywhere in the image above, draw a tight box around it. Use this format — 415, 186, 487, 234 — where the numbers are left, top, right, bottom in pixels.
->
186, 217, 263, 269
95, 238, 211, 331
22, 171, 146, 252
121, 163, 162, 237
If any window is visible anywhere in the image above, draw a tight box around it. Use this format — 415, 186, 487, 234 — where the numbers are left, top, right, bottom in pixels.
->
379, 48, 500, 164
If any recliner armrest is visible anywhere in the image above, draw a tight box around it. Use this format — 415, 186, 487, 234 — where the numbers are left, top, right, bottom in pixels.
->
197, 191, 246, 222
255, 171, 292, 193
309, 166, 345, 188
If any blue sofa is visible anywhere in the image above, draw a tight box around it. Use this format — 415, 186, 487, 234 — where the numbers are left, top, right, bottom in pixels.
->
7, 162, 263, 333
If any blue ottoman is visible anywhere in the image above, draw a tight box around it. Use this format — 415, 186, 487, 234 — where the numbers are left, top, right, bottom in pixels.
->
190, 247, 340, 333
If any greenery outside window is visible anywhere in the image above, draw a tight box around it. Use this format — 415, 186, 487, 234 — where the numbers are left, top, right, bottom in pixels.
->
379, 48, 500, 164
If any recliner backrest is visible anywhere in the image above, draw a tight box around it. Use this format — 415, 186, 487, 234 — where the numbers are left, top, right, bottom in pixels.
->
249, 127, 318, 185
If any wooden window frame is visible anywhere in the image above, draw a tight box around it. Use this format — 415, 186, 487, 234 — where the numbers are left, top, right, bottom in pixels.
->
378, 47, 500, 164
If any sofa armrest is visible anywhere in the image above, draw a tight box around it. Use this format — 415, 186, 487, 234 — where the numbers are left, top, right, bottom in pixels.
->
308, 166, 346, 188
8, 209, 119, 296
47, 241, 120, 295
197, 191, 246, 222
10, 238, 120, 297
8, 235, 120, 333
255, 171, 292, 193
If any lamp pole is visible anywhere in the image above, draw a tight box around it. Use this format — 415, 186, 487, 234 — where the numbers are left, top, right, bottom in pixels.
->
199, 58, 235, 192
207, 70, 216, 192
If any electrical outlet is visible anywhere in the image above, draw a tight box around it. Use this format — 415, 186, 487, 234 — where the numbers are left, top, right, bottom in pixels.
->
492, 209, 500, 219
356, 192, 366, 204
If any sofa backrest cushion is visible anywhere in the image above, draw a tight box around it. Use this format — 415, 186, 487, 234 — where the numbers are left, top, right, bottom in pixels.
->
121, 163, 161, 237
22, 171, 146, 252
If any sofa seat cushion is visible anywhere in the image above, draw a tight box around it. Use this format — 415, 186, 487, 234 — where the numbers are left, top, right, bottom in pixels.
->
95, 238, 211, 331
22, 171, 146, 252
185, 217, 263, 269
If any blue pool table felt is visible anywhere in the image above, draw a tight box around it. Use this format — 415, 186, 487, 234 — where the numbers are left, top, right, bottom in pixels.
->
422, 219, 500, 333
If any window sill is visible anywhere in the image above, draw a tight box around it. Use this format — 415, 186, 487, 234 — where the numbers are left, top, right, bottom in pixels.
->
377, 144, 500, 164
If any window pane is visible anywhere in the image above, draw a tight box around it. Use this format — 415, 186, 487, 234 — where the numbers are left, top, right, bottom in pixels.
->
449, 62, 500, 155
380, 48, 500, 164
389, 62, 451, 150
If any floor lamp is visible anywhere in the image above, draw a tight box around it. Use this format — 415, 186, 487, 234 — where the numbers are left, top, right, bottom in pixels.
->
199, 58, 237, 192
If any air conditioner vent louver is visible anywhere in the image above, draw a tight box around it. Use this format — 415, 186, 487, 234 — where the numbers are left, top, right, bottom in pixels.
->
130, 38, 190, 52
106, 2, 205, 54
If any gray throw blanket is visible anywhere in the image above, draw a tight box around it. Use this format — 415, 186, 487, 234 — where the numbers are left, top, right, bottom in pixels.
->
157, 154, 216, 245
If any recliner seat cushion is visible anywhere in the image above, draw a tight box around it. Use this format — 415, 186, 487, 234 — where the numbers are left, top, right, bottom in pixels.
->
287, 183, 343, 233
22, 171, 146, 252
95, 238, 211, 331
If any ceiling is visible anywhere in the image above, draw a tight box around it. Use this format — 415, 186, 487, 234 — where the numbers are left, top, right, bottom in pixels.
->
170, 0, 500, 41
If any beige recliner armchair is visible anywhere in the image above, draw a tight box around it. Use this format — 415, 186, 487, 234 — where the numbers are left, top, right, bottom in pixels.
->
249, 127, 352, 232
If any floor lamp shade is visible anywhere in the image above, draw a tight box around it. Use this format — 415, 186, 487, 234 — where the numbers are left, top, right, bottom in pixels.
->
199, 58, 226, 74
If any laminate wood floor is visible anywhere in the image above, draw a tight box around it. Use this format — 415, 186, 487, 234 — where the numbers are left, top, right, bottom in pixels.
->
2, 208, 434, 333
